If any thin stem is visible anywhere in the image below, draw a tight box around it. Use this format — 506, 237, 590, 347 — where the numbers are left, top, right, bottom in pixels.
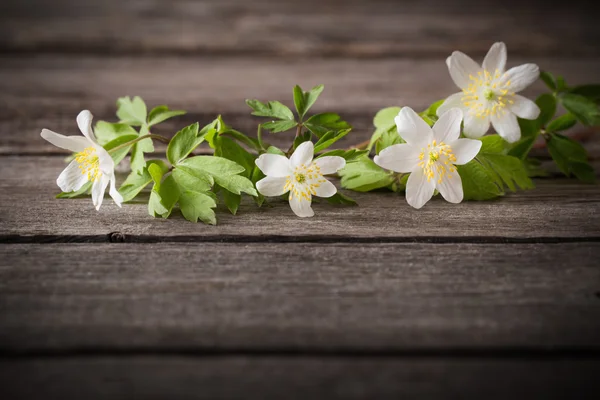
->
256, 124, 266, 152
107, 134, 169, 154
349, 139, 370, 150
295, 123, 302, 138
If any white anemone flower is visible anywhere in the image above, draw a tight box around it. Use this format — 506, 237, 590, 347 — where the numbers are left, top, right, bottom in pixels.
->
255, 141, 346, 218
41, 110, 123, 210
374, 107, 481, 209
437, 42, 540, 143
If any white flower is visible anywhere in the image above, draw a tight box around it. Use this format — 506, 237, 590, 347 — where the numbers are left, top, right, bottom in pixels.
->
255, 141, 346, 217
437, 42, 540, 143
374, 107, 481, 209
41, 110, 123, 210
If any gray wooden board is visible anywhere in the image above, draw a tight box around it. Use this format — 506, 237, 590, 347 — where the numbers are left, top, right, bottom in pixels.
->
1, 0, 598, 57
1, 357, 600, 399
1, 243, 599, 351
1, 157, 599, 240
1, 56, 599, 155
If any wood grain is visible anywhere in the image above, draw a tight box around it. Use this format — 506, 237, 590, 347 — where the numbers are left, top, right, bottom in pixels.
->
1, 0, 598, 57
2, 357, 599, 399
1, 243, 599, 352
1, 55, 599, 155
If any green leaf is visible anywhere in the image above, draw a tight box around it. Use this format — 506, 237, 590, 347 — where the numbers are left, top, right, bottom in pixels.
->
421, 100, 444, 118
167, 123, 206, 165
266, 146, 286, 156
316, 148, 369, 162
559, 93, 600, 126
547, 133, 595, 183
102, 134, 139, 164
479, 135, 507, 154
56, 182, 92, 199
524, 158, 550, 178
314, 128, 351, 153
156, 175, 180, 218
339, 158, 394, 192
119, 160, 168, 202
547, 114, 578, 132
457, 161, 504, 200
304, 113, 351, 138
116, 96, 147, 126
93, 121, 138, 145
147, 105, 186, 126
172, 165, 213, 193
539, 71, 557, 91
479, 154, 535, 192
261, 120, 298, 133
130, 127, 155, 174
555, 76, 568, 92
148, 190, 168, 217
222, 190, 241, 215
293, 131, 312, 151
246, 99, 295, 121
220, 128, 261, 150
325, 192, 357, 206
179, 190, 217, 225
373, 107, 401, 131
536, 93, 557, 127
215, 137, 255, 177
508, 135, 537, 160
570, 84, 600, 104
376, 129, 402, 155
293, 84, 324, 119
179, 156, 257, 196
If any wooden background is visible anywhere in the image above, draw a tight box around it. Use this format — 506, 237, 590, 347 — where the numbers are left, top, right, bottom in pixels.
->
1, 0, 600, 398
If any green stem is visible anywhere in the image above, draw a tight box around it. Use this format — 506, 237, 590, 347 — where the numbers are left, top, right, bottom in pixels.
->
107, 134, 169, 154
256, 124, 266, 152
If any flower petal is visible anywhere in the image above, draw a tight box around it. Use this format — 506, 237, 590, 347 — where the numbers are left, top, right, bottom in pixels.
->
96, 145, 115, 175
448, 51, 482, 89
463, 114, 490, 138
76, 110, 97, 143
290, 141, 314, 168
92, 174, 110, 211
500, 64, 540, 93
436, 93, 465, 116
436, 171, 463, 204
41, 129, 89, 153
491, 111, 521, 143
373, 143, 420, 173
314, 156, 346, 175
314, 179, 337, 198
394, 107, 432, 147
509, 94, 541, 120
289, 192, 314, 218
405, 167, 435, 209
432, 108, 463, 143
256, 176, 288, 197
56, 159, 89, 193
108, 171, 123, 208
449, 138, 482, 165
482, 42, 507, 74
255, 154, 292, 177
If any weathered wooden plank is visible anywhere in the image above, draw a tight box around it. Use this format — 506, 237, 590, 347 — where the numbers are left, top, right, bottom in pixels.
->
1, 0, 597, 57
1, 357, 599, 399
1, 156, 599, 240
1, 243, 599, 351
1, 56, 599, 155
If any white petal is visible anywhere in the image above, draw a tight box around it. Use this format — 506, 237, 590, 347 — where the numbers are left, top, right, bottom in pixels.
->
463, 114, 490, 138
405, 167, 435, 210
76, 110, 97, 143
491, 112, 521, 143
41, 129, 89, 152
509, 94, 541, 120
449, 138, 482, 165
56, 159, 89, 192
92, 174, 110, 211
436, 171, 463, 204
394, 107, 432, 147
314, 179, 337, 198
314, 156, 346, 175
255, 154, 292, 178
96, 145, 115, 175
500, 64, 539, 93
373, 143, 420, 173
290, 141, 314, 168
436, 93, 465, 116
448, 51, 482, 89
256, 176, 288, 196
482, 42, 507, 74
289, 192, 314, 218
432, 108, 463, 143
108, 172, 123, 208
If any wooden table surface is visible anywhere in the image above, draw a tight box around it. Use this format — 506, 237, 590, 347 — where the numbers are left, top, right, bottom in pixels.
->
1, 0, 600, 398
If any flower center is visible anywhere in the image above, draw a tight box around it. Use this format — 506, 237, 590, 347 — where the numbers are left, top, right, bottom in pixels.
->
75, 146, 101, 182
461, 69, 515, 119
418, 140, 457, 184
284, 163, 326, 201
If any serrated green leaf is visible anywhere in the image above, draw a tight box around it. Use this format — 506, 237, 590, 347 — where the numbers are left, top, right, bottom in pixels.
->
559, 93, 600, 126
214, 137, 255, 178
246, 99, 295, 121
479, 135, 507, 154
167, 123, 205, 165
325, 192, 357, 206
179, 190, 217, 225
316, 148, 369, 162
180, 156, 257, 196
547, 114, 577, 132
130, 130, 155, 174
508, 135, 537, 160
118, 160, 168, 202
156, 175, 180, 218
93, 122, 138, 145
421, 100, 444, 118
569, 84, 600, 104
266, 146, 286, 156
314, 128, 351, 153
339, 158, 394, 192
116, 96, 147, 126
536, 93, 557, 127
102, 133, 139, 164
457, 161, 504, 200
524, 158, 550, 178
261, 120, 298, 133
148, 190, 168, 217
547, 133, 595, 182
479, 153, 534, 192
376, 129, 403, 155
223, 190, 241, 215
147, 105, 186, 126
539, 71, 557, 91
293, 84, 324, 119
373, 107, 401, 131
172, 165, 213, 192
304, 113, 351, 138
